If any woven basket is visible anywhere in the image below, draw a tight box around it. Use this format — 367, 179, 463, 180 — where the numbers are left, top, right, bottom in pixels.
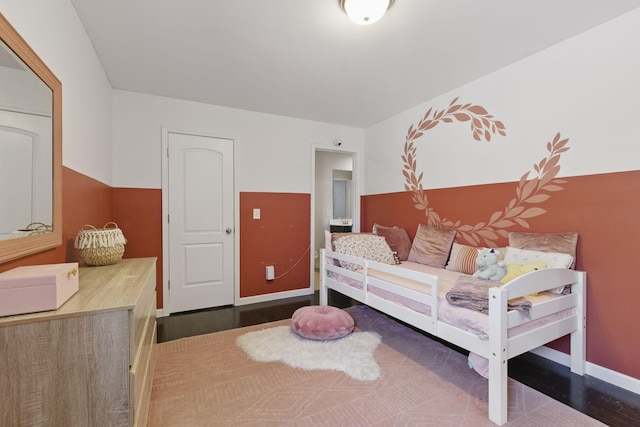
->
74, 222, 127, 266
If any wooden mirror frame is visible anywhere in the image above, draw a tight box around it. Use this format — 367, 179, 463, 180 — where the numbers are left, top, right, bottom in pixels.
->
0, 13, 62, 264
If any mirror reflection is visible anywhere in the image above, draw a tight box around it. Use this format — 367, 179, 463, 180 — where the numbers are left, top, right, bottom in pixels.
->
332, 169, 352, 220
0, 12, 61, 264
0, 38, 53, 240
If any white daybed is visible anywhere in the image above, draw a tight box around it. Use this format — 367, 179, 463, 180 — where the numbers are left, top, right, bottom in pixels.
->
319, 248, 586, 426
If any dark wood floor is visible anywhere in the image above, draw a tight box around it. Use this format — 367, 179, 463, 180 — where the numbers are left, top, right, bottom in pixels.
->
157, 290, 640, 427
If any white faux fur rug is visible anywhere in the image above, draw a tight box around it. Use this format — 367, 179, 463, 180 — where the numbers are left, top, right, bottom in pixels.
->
236, 325, 382, 381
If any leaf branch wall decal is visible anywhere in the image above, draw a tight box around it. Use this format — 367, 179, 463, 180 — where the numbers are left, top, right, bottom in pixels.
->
401, 98, 569, 247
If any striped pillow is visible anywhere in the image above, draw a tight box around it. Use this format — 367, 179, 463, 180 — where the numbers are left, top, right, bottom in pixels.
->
446, 244, 507, 275
445, 243, 479, 275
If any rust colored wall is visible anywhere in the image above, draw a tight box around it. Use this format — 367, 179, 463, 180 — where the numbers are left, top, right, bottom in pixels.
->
62, 167, 115, 261
112, 188, 163, 308
2, 173, 310, 309
362, 170, 640, 380
361, 182, 518, 242
0, 167, 113, 272
0, 170, 164, 309
239, 192, 310, 298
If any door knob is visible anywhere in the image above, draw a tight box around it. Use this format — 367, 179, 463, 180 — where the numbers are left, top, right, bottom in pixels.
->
226, 228, 233, 235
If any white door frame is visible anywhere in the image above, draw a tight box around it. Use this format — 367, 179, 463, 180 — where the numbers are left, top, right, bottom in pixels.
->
310, 145, 360, 289
160, 126, 239, 316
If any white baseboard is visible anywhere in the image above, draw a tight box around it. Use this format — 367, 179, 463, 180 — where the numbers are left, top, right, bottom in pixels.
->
530, 346, 571, 366
155, 288, 314, 317
235, 287, 314, 306
531, 346, 640, 396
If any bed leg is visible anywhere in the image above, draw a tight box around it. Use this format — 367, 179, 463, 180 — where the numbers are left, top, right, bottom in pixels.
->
319, 249, 328, 306
488, 287, 508, 426
570, 271, 587, 375
488, 360, 508, 426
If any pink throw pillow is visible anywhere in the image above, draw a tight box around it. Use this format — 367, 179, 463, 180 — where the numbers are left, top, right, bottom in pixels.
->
373, 223, 412, 261
291, 306, 354, 340
407, 224, 457, 268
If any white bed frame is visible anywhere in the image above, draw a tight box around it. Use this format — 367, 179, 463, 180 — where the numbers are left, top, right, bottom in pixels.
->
319, 249, 587, 426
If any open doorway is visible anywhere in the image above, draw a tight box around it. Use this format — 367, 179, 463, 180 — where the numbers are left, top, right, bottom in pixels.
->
312, 149, 357, 289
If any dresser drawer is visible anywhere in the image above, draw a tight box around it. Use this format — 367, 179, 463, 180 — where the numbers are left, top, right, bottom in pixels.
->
130, 295, 157, 427
0, 258, 157, 427
131, 266, 156, 362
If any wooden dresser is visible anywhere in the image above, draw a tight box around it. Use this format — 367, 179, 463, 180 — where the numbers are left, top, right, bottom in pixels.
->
0, 257, 157, 427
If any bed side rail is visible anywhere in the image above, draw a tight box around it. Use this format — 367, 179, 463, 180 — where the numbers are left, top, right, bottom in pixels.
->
320, 249, 367, 305
365, 258, 439, 284
501, 268, 586, 330
320, 249, 440, 333
501, 268, 584, 299
323, 250, 367, 272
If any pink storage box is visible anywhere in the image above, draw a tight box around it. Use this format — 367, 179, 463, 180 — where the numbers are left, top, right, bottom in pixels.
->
0, 262, 79, 317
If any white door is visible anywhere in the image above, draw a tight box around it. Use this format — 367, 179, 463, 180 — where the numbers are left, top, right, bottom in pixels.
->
167, 132, 234, 314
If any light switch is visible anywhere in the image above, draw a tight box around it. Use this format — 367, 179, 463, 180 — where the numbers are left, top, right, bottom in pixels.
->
253, 208, 261, 219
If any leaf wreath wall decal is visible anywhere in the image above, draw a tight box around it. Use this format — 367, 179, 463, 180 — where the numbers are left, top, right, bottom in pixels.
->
402, 98, 569, 247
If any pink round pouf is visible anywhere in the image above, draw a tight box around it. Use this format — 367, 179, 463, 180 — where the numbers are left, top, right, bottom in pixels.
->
291, 305, 354, 340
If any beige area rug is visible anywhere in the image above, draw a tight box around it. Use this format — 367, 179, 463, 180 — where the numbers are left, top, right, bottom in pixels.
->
148, 306, 604, 426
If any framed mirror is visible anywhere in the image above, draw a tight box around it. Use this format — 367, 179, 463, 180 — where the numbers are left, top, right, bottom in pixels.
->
0, 13, 62, 264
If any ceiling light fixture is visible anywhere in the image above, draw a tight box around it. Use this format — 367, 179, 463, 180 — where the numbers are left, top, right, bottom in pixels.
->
339, 0, 395, 25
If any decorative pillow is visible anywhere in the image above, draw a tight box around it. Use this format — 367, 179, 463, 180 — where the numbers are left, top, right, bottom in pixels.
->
445, 243, 479, 275
330, 231, 372, 251
333, 234, 396, 271
509, 232, 578, 268
407, 224, 456, 268
503, 247, 573, 269
500, 261, 548, 284
503, 247, 573, 294
324, 231, 373, 265
373, 223, 412, 261
291, 305, 354, 340
446, 244, 508, 275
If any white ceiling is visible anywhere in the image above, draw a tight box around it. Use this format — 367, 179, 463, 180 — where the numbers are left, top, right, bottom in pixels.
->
70, 0, 640, 128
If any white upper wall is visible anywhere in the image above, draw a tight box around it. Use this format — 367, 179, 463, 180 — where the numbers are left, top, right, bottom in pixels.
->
3, 1, 639, 195
112, 90, 364, 192
364, 8, 640, 195
2, 0, 364, 192
1, 0, 113, 185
